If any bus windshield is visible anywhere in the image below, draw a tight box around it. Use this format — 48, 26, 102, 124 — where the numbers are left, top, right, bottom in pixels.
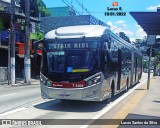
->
43, 38, 101, 74
47, 49, 97, 73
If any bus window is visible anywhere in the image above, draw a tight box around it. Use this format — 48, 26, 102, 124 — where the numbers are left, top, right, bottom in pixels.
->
109, 40, 118, 62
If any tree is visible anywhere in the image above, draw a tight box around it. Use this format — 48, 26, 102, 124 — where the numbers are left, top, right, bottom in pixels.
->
37, 0, 51, 17
19, 0, 51, 17
155, 51, 160, 61
119, 32, 131, 43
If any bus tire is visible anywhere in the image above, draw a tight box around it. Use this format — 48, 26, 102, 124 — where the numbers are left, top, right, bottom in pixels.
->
125, 78, 129, 92
104, 92, 111, 104
138, 74, 140, 83
111, 81, 115, 98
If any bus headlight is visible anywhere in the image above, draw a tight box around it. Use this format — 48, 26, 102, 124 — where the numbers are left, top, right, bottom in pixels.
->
86, 75, 101, 87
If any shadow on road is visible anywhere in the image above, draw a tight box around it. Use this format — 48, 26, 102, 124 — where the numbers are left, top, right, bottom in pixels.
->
34, 99, 110, 112
34, 90, 127, 112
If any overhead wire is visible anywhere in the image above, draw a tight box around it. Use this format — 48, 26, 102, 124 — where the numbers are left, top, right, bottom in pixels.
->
61, 0, 81, 15
74, 0, 91, 15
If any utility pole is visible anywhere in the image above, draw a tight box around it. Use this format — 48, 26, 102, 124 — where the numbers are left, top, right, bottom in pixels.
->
24, 0, 31, 84
10, 0, 16, 85
7, 35, 11, 85
38, 12, 41, 30
147, 45, 152, 90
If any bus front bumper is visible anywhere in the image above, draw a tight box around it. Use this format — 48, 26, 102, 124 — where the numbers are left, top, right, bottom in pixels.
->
40, 83, 102, 101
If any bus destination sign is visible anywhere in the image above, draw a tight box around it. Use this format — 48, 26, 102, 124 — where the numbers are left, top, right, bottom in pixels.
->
47, 43, 89, 50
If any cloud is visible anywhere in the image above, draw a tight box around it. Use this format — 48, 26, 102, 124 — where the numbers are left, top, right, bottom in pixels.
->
115, 20, 126, 24
107, 21, 113, 27
147, 4, 160, 10
130, 38, 136, 42
135, 24, 141, 28
121, 24, 127, 27
136, 28, 147, 38
107, 21, 133, 36
122, 30, 133, 36
107, 21, 118, 31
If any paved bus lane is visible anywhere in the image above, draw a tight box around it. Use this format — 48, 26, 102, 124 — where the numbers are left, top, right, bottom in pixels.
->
1, 73, 158, 128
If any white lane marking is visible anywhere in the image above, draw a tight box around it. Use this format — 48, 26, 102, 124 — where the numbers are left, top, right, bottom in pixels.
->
80, 78, 147, 128
0, 107, 27, 117
0, 99, 52, 118
0, 93, 16, 98
32, 99, 53, 106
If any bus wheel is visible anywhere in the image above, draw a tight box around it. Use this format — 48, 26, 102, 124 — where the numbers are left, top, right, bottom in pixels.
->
111, 81, 115, 98
125, 78, 129, 92
107, 93, 111, 103
138, 75, 140, 83
102, 94, 111, 104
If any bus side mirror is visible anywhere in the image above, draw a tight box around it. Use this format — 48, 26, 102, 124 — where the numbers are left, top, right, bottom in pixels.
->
33, 40, 43, 67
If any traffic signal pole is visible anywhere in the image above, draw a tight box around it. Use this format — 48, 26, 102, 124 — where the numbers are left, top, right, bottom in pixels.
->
24, 0, 31, 84
10, 0, 16, 85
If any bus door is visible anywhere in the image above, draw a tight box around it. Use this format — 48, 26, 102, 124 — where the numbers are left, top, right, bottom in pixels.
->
121, 49, 128, 89
117, 49, 122, 90
134, 56, 138, 83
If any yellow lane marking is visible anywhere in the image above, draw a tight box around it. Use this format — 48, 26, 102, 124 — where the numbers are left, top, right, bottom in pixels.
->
101, 78, 156, 128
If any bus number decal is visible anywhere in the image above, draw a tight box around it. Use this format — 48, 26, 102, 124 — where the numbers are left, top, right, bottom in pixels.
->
72, 84, 84, 88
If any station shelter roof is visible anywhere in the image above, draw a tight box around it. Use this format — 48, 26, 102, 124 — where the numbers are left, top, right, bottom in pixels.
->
130, 7, 160, 35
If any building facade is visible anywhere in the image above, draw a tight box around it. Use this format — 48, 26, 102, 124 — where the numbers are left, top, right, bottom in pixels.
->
41, 15, 109, 34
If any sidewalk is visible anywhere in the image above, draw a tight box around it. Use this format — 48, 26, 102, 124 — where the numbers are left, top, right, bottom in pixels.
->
0, 78, 40, 87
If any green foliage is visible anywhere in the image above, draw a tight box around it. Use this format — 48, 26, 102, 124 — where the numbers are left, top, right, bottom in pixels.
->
19, 0, 51, 17
143, 60, 148, 68
37, 0, 51, 17
155, 51, 160, 60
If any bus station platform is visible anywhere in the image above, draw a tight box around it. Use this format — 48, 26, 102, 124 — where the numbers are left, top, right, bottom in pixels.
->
118, 75, 160, 128
96, 74, 160, 128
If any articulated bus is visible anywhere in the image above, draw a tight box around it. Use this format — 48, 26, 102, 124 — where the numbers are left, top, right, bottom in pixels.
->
34, 25, 142, 102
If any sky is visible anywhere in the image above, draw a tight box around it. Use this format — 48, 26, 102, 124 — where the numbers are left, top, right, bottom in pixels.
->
43, 0, 160, 42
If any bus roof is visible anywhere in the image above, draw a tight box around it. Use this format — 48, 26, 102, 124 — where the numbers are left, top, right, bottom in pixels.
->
44, 25, 142, 56
44, 25, 108, 39
106, 30, 142, 56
